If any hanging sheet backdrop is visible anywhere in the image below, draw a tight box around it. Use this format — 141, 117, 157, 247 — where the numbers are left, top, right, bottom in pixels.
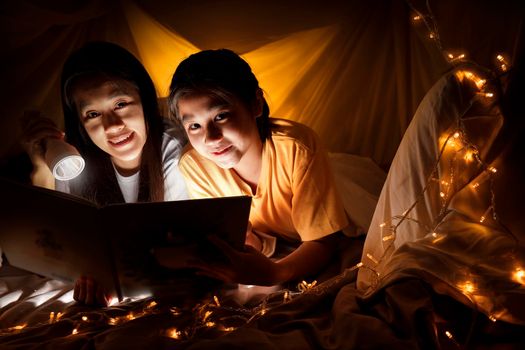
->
0, 0, 522, 168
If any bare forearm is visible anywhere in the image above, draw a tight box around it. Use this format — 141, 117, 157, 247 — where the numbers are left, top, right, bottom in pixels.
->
273, 233, 339, 284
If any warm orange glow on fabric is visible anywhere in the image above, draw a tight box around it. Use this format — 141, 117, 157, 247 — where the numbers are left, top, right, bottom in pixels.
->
122, 3, 339, 129
123, 2, 199, 96
243, 25, 338, 122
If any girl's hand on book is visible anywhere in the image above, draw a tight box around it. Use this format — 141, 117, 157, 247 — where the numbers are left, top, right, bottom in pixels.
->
188, 235, 282, 286
244, 228, 263, 252
74, 276, 112, 306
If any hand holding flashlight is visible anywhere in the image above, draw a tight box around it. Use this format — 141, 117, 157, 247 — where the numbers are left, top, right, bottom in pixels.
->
20, 111, 85, 184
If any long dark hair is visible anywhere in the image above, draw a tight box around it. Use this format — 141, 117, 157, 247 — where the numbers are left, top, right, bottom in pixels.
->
61, 42, 165, 205
168, 49, 270, 141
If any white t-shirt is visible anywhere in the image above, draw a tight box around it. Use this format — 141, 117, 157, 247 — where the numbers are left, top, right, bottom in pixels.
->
56, 120, 189, 203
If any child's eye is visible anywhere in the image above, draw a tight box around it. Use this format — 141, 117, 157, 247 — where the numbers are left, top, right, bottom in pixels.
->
214, 113, 228, 122
188, 123, 200, 131
85, 111, 100, 120
115, 101, 129, 109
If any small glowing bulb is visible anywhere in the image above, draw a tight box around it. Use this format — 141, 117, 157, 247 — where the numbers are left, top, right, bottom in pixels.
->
464, 150, 477, 162
501, 64, 508, 72
82, 316, 88, 322
448, 53, 466, 61
213, 295, 221, 307
413, 15, 421, 20
459, 280, 476, 294
479, 216, 486, 223
432, 233, 445, 244
484, 92, 494, 98
203, 311, 212, 322
147, 301, 157, 309
299, 280, 317, 289
453, 132, 460, 138
460, 71, 487, 89
10, 324, 27, 331
429, 33, 435, 39
512, 268, 525, 284
379, 223, 386, 228
167, 328, 181, 339
71, 328, 78, 335
356, 262, 364, 268
366, 253, 379, 264
489, 167, 497, 173
382, 233, 395, 241
445, 330, 453, 339
108, 318, 117, 325
475, 79, 486, 90
496, 54, 504, 61
471, 182, 480, 189
489, 315, 497, 322
440, 192, 446, 198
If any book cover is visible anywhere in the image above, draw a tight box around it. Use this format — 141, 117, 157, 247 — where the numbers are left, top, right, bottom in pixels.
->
0, 177, 251, 301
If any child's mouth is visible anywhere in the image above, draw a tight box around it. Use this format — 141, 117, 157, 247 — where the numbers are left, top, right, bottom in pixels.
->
211, 145, 232, 156
109, 132, 134, 147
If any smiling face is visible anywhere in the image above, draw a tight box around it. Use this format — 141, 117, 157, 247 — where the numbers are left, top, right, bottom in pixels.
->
177, 94, 262, 172
71, 77, 147, 175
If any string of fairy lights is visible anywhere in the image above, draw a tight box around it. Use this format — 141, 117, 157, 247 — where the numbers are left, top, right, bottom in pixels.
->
354, 0, 522, 346
358, 69, 522, 343
1, 1, 522, 345
0, 284, 321, 340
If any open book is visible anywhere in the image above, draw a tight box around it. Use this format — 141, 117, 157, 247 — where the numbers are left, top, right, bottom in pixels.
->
0, 177, 251, 301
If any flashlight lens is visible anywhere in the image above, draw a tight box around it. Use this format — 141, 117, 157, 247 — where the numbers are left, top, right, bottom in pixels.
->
53, 155, 85, 181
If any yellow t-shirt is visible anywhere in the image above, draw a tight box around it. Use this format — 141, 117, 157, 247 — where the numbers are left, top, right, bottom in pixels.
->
179, 118, 349, 242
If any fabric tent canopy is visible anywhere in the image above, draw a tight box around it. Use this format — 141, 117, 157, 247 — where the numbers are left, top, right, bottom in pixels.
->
0, 2, 525, 347
0, 0, 522, 168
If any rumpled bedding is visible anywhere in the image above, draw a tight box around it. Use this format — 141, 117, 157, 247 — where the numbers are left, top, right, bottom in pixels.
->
2, 262, 523, 349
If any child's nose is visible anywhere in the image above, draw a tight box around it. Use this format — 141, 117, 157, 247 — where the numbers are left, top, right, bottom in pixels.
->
205, 124, 223, 144
103, 111, 125, 131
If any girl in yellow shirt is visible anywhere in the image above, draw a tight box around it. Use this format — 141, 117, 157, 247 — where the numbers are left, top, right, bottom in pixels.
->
163, 49, 353, 286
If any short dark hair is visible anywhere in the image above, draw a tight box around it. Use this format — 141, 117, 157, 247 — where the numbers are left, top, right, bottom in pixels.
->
168, 49, 270, 140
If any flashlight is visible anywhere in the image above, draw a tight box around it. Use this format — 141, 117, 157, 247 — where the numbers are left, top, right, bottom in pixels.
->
44, 138, 85, 181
